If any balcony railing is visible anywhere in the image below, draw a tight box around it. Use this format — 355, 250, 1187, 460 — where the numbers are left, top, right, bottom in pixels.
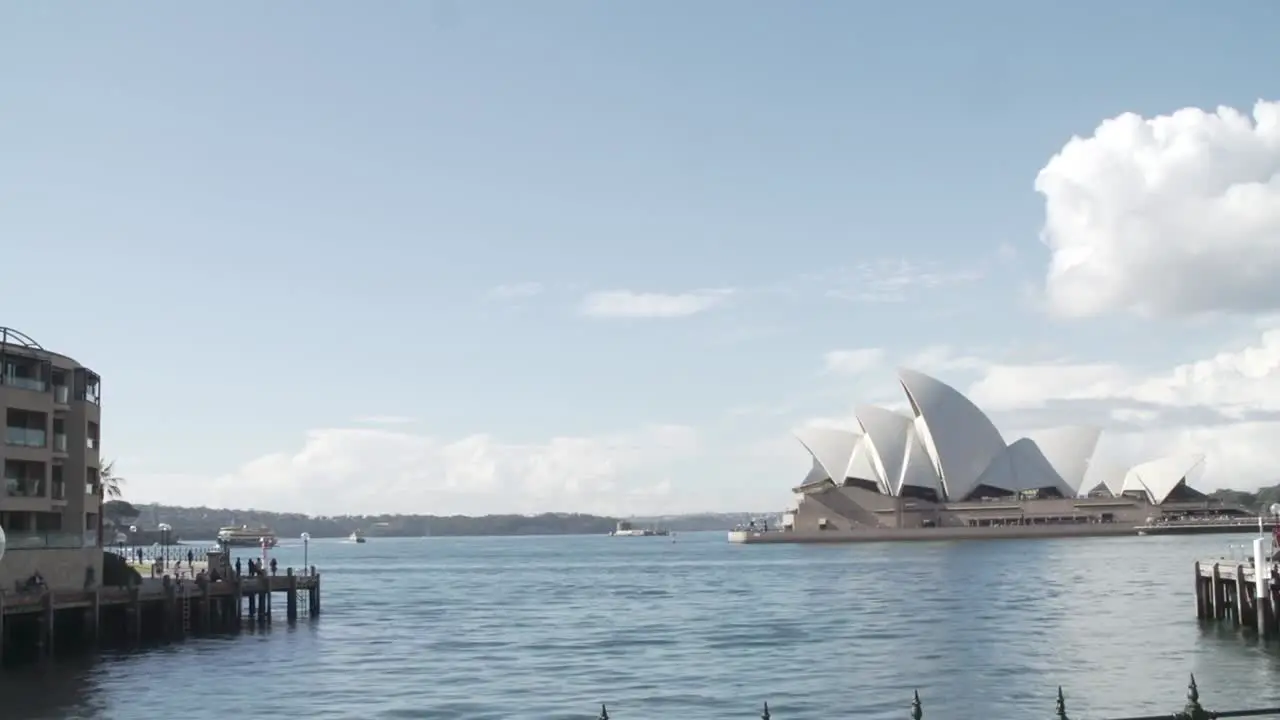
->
51, 480, 66, 500
53, 385, 69, 404
4, 477, 46, 497
86, 437, 99, 450
5, 427, 47, 447
0, 531, 91, 550
53, 433, 67, 452
2, 376, 47, 392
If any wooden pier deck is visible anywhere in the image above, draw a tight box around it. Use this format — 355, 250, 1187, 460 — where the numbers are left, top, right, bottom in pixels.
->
0, 568, 321, 664
1194, 559, 1280, 638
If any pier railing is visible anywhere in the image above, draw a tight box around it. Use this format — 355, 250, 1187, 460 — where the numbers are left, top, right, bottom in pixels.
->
595, 676, 1280, 719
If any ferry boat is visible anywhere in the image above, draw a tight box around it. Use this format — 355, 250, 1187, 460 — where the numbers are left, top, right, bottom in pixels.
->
609, 520, 670, 537
217, 525, 279, 548
349, 529, 367, 543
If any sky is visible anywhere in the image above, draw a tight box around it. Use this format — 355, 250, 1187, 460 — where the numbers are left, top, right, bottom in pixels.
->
4, 2, 1280, 517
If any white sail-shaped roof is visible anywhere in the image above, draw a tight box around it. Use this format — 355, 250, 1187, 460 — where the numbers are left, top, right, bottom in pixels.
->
845, 435, 884, 489
855, 405, 913, 495
972, 437, 1076, 497
899, 423, 943, 496
800, 457, 829, 485
794, 427, 860, 485
898, 368, 1007, 501
1022, 426, 1103, 496
1119, 454, 1207, 505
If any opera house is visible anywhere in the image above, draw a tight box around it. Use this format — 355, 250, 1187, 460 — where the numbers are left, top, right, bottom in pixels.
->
759, 368, 1251, 543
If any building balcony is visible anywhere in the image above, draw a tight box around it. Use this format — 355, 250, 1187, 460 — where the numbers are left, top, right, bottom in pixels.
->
53, 385, 70, 405
53, 433, 67, 453
5, 476, 46, 498
3, 376, 47, 392
4, 427, 47, 448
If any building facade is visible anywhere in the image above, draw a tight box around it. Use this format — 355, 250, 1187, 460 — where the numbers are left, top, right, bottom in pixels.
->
0, 327, 103, 588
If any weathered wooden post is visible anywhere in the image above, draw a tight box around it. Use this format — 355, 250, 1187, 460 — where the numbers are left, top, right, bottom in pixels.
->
162, 576, 175, 639
1212, 563, 1224, 619
286, 568, 298, 621
1236, 564, 1247, 626
1194, 561, 1206, 619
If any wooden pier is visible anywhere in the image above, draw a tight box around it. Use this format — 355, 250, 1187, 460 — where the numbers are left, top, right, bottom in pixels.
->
0, 567, 321, 664
1194, 559, 1279, 638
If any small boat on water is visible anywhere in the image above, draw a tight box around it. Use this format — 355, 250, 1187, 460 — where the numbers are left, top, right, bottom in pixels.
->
217, 525, 279, 548
609, 520, 670, 537
349, 529, 367, 543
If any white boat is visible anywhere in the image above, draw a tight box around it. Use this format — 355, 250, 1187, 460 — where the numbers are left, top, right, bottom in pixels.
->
609, 520, 669, 537
217, 525, 279, 548
349, 529, 367, 543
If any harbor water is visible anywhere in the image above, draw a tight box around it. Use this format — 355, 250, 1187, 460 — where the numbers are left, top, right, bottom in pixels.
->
2, 532, 1279, 720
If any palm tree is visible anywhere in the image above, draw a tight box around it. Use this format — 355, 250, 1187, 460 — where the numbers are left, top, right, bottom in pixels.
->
101, 460, 124, 500
99, 460, 125, 549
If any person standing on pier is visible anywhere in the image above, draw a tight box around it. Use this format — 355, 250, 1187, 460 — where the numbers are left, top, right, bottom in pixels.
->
235, 557, 242, 577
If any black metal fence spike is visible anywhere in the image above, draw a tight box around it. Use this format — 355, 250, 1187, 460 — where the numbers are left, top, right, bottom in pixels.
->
599, 703, 609, 720
911, 689, 923, 720
1055, 686, 1068, 720
1187, 673, 1200, 704
761, 700, 771, 719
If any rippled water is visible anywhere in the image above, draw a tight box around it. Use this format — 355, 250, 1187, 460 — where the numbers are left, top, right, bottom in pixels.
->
3, 532, 1280, 719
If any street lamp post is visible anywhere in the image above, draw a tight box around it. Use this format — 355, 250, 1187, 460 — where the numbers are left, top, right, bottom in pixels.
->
301, 532, 310, 574
158, 523, 172, 571
129, 525, 138, 562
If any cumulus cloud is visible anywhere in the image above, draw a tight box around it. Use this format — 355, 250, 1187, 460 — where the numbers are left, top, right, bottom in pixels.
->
822, 348, 885, 375
1037, 99, 1280, 318
579, 289, 733, 318
130, 424, 698, 516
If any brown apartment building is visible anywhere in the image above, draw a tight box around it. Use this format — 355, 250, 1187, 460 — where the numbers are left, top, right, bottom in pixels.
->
0, 326, 104, 589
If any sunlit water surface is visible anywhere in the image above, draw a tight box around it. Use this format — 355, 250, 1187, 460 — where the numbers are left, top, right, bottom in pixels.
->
3, 532, 1279, 719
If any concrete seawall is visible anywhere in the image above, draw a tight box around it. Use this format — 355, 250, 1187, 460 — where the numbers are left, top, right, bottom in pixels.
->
728, 524, 1142, 544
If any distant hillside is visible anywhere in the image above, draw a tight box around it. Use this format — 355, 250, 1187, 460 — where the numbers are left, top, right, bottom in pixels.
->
102, 503, 772, 540
1209, 485, 1280, 513
105, 502, 618, 540
629, 512, 778, 532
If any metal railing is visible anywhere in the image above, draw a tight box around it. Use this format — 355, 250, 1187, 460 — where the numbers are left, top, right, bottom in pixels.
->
2, 531, 94, 550
594, 676, 1280, 719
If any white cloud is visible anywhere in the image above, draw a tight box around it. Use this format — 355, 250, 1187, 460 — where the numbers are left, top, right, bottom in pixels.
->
485, 282, 544, 301
1037, 99, 1280, 318
902, 345, 991, 374
822, 348, 885, 375
128, 424, 699, 517
579, 289, 733, 318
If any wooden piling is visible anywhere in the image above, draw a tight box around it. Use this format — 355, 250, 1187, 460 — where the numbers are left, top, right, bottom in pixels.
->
1194, 562, 1206, 619
286, 569, 298, 621
1235, 565, 1247, 627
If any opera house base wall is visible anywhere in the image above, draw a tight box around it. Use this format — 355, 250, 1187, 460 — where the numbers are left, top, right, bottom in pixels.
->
729, 523, 1141, 544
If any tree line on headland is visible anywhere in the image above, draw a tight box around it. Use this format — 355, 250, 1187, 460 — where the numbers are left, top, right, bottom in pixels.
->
102, 500, 764, 541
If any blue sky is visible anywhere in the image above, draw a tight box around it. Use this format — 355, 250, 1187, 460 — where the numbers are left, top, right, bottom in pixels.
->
5, 2, 1280, 515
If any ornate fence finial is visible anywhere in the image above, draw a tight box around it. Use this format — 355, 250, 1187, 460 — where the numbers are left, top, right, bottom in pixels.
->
761, 701, 771, 719
1056, 686, 1068, 720
911, 690, 923, 720
1183, 674, 1208, 720
599, 703, 609, 720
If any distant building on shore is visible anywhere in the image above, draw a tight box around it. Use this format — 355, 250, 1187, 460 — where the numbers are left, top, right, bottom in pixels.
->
0, 326, 104, 589
781, 367, 1241, 536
